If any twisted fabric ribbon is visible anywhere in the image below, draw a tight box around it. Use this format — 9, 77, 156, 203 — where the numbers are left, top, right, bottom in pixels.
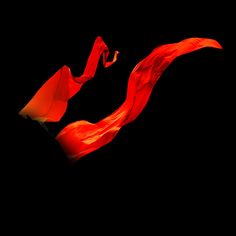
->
19, 36, 222, 161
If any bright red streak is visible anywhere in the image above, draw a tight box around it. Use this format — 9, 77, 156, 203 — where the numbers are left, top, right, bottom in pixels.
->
55, 37, 222, 161
19, 36, 119, 122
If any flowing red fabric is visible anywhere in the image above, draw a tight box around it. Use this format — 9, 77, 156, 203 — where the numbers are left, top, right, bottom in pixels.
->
55, 37, 222, 161
19, 36, 119, 122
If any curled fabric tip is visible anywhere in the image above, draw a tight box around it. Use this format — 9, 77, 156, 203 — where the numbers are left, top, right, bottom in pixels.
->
104, 50, 120, 68
56, 37, 222, 161
19, 36, 119, 122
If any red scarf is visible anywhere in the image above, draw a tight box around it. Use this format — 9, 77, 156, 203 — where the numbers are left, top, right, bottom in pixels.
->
19, 36, 222, 161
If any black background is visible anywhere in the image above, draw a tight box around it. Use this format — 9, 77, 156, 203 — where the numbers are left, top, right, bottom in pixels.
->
7, 3, 230, 230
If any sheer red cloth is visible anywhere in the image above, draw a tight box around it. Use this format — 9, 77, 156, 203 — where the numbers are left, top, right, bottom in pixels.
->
19, 37, 222, 161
